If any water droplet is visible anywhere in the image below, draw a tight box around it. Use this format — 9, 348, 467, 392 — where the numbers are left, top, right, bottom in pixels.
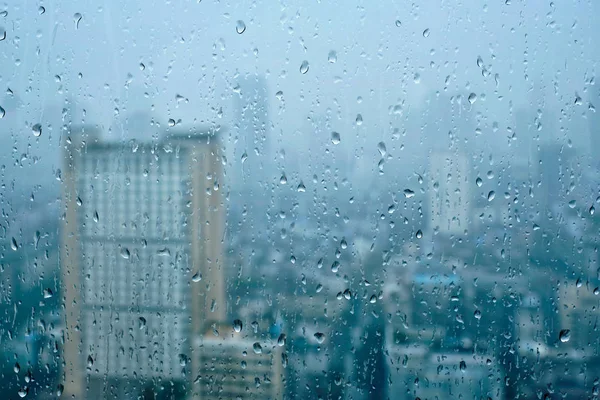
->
300, 60, 309, 74
377, 141, 387, 156
297, 181, 306, 192
590, 205, 595, 215
477, 56, 484, 68
422, 28, 430, 37
331, 261, 340, 273
168, 118, 176, 127
139, 62, 145, 71
403, 189, 415, 198
241, 151, 248, 163
38, 6, 45, 15
73, 13, 82, 29
56, 384, 64, 397
275, 90, 283, 101
279, 174, 287, 185
459, 360, 467, 372
474, 309, 481, 319
559, 329, 571, 343
43, 288, 53, 299
0, 28, 6, 41
355, 114, 363, 125
93, 211, 99, 223
476, 177, 483, 187
138, 317, 146, 329
192, 272, 202, 282
328, 50, 337, 63
32, 123, 42, 137
415, 230, 423, 239
157, 247, 171, 257
314, 332, 325, 344
369, 295, 377, 304
487, 191, 495, 202
395, 20, 402, 27
253, 342, 262, 354
17, 388, 27, 398
413, 73, 421, 84
14, 362, 20, 373
568, 199, 576, 208
468, 93, 477, 104
233, 319, 243, 332
236, 20, 246, 34
0, 105, 4, 118
120, 247, 130, 259
87, 355, 94, 368
277, 333, 286, 346
331, 131, 341, 145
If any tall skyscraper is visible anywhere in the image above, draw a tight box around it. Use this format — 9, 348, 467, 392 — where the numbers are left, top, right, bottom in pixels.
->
428, 151, 470, 235
60, 125, 226, 398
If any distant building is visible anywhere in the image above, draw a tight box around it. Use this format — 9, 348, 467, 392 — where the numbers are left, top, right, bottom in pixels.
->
193, 324, 284, 400
428, 151, 470, 235
60, 126, 226, 398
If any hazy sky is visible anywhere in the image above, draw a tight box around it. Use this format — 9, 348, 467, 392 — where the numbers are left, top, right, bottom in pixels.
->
1, 0, 599, 192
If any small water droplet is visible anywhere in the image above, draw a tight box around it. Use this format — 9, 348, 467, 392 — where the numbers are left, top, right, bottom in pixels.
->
300, 60, 309, 74
331, 261, 340, 273
93, 211, 99, 223
253, 342, 262, 354
415, 230, 423, 239
559, 329, 571, 343
38, 6, 45, 15
355, 114, 363, 125
0, 105, 5, 118
487, 191, 495, 202
17, 388, 28, 398
277, 333, 286, 346
157, 247, 171, 257
395, 20, 402, 27
120, 247, 130, 259
139, 62, 145, 71
168, 118, 176, 127
10, 237, 18, 251
328, 50, 337, 63
56, 384, 64, 397
0, 28, 6, 41
314, 332, 325, 344
474, 309, 482, 319
73, 13, 82, 29
236, 20, 246, 34
87, 355, 94, 368
138, 317, 146, 329
404, 189, 415, 198
192, 272, 202, 282
590, 205, 595, 215
233, 319, 243, 332
241, 151, 248, 163
422, 28, 430, 37
297, 181, 306, 192
331, 131, 341, 145
43, 288, 53, 299
14, 362, 20, 373
476, 177, 483, 187
377, 141, 387, 156
568, 199, 576, 209
32, 123, 42, 137
459, 360, 467, 372
468, 93, 477, 104
279, 174, 287, 185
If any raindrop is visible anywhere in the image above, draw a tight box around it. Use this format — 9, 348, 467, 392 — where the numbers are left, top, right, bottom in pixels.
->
139, 62, 145, 71
236, 20, 246, 34
241, 151, 248, 163
340, 238, 347, 249
355, 114, 363, 125
14, 362, 20, 373
459, 360, 467, 372
120, 247, 130, 259
477, 56, 484, 68
590, 205, 595, 215
297, 182, 306, 192
331, 131, 341, 145
299, 60, 309, 74
157, 248, 171, 257
138, 317, 146, 330
568, 200, 576, 209
314, 332, 325, 344
395, 20, 402, 27
253, 342, 262, 354
331, 261, 340, 273
168, 118, 176, 127
487, 191, 495, 202
559, 329, 571, 343
476, 177, 483, 187
377, 141, 387, 156
468, 93, 477, 104
73, 13, 82, 29
403, 189, 415, 198
43, 288, 53, 299
93, 211, 99, 223
86, 355, 94, 368
10, 237, 18, 251
32, 123, 42, 137
233, 319, 243, 332
422, 28, 430, 37
38, 6, 45, 15
192, 272, 202, 282
277, 333, 286, 346
0, 28, 6, 41
279, 174, 287, 185
56, 385, 64, 397
369, 295, 377, 303
0, 105, 4, 118
415, 230, 423, 239
328, 50, 337, 63
17, 388, 27, 398
474, 310, 482, 319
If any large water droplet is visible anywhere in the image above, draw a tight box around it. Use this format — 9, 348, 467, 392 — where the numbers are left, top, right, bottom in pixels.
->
568, 199, 576, 209
14, 362, 20, 373
233, 319, 243, 332
43, 288, 53, 299
415, 230, 423, 239
395, 20, 402, 27
331, 261, 340, 273
0, 106, 5, 118
236, 20, 246, 34
168, 118, 176, 127
328, 50, 337, 63
17, 388, 27, 398
120, 247, 130, 259
422, 28, 430, 37
487, 191, 495, 202
38, 6, 45, 15
300, 60, 309, 74
377, 142, 387, 156
459, 360, 467, 372
474, 309, 482, 319
559, 329, 571, 343
73, 13, 82, 29
404, 189, 415, 198
468, 93, 477, 104
11, 237, 18, 251
331, 131, 341, 145
87, 355, 94, 368
297, 181, 306, 192
253, 342, 262, 354
277, 333, 286, 346
32, 123, 42, 137
355, 114, 363, 125
192, 272, 202, 282
314, 332, 325, 344
138, 317, 146, 330
476, 177, 483, 187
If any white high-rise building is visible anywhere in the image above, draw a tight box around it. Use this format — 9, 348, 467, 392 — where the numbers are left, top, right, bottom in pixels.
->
428, 151, 470, 235
61, 126, 226, 399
